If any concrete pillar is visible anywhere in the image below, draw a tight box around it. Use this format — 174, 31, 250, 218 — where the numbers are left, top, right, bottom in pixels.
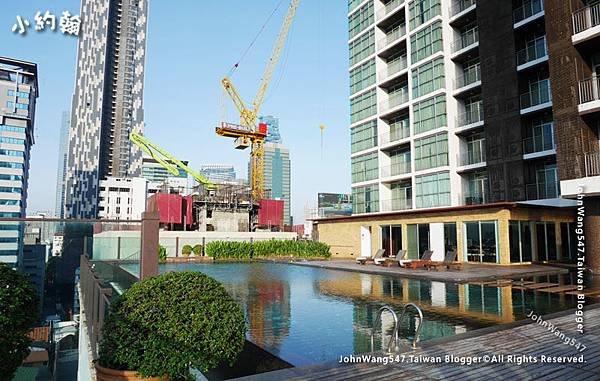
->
585, 198, 600, 274
498, 217, 511, 265
140, 211, 160, 280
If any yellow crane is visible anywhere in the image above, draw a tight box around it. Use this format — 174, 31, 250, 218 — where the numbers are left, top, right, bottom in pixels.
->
216, 0, 300, 201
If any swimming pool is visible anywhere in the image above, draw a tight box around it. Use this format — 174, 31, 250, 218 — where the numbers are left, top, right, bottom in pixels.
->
159, 262, 579, 366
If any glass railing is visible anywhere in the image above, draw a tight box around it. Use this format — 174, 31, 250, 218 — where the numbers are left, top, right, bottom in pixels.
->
457, 103, 484, 127
520, 82, 552, 109
381, 197, 412, 211
452, 27, 479, 53
516, 36, 547, 66
455, 67, 481, 89
381, 161, 411, 177
461, 143, 486, 166
450, 0, 476, 17
464, 190, 489, 205
352, 167, 379, 183
513, 0, 544, 24
526, 181, 559, 200
380, 89, 409, 111
377, 0, 405, 20
578, 76, 600, 104
572, 2, 600, 35
523, 128, 555, 154
379, 55, 408, 80
377, 24, 406, 49
379, 125, 410, 144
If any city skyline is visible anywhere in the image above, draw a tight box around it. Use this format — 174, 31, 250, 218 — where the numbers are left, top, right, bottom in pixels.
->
0, 1, 350, 222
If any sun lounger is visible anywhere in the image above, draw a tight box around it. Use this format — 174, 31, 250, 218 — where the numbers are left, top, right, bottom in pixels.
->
355, 249, 384, 265
374, 249, 406, 266
401, 250, 434, 269
424, 251, 462, 271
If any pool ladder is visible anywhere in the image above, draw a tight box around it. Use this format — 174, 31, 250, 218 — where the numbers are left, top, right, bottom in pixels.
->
370, 303, 423, 354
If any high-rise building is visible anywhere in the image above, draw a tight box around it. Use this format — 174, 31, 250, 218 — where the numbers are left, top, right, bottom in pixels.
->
322, 0, 600, 264
259, 115, 282, 143
263, 142, 292, 226
98, 177, 155, 220
0, 57, 39, 268
199, 164, 237, 183
65, 0, 148, 218
55, 111, 70, 218
141, 156, 188, 183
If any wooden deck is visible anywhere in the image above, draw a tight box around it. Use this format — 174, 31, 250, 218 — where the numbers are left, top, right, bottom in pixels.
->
235, 306, 600, 381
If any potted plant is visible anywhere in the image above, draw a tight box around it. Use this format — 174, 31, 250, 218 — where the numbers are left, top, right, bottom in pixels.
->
96, 272, 246, 380
192, 244, 203, 257
181, 244, 192, 257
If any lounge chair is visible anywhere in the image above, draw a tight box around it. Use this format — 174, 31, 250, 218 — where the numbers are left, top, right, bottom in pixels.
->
425, 251, 462, 271
401, 250, 434, 269
355, 249, 384, 265
374, 249, 406, 266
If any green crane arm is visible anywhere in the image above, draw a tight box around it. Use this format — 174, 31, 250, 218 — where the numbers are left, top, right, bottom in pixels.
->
129, 132, 215, 190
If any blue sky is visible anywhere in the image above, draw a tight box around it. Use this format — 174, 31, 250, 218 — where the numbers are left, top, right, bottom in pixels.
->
1, 0, 351, 222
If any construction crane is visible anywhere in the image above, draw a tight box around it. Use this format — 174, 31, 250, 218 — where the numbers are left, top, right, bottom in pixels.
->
129, 132, 215, 190
217, 0, 300, 201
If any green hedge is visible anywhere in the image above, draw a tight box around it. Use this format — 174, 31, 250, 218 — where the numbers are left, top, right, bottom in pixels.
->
205, 240, 330, 260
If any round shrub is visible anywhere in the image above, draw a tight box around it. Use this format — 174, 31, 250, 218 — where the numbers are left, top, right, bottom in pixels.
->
158, 245, 167, 263
192, 244, 203, 257
181, 245, 192, 257
0, 263, 39, 380
98, 271, 246, 379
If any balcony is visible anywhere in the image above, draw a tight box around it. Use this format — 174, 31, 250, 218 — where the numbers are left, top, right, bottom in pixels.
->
561, 151, 600, 198
523, 130, 555, 158
378, 55, 408, 81
572, 2, 600, 44
520, 84, 552, 114
456, 104, 484, 132
381, 197, 412, 211
513, 0, 544, 28
464, 190, 489, 205
377, 24, 407, 51
379, 89, 409, 113
460, 145, 486, 167
450, 0, 476, 19
452, 27, 479, 57
454, 67, 481, 94
585, 151, 600, 177
526, 181, 559, 200
379, 126, 410, 145
377, 0, 404, 21
578, 76, 600, 115
516, 36, 548, 70
381, 161, 411, 177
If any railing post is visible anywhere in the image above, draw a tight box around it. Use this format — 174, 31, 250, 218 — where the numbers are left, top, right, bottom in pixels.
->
140, 211, 160, 280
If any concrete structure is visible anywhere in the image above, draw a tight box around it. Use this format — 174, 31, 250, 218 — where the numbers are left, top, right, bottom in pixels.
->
259, 115, 282, 143
52, 234, 64, 257
0, 57, 39, 267
98, 177, 150, 220
141, 156, 188, 183
55, 111, 70, 218
199, 164, 237, 183
65, 0, 148, 218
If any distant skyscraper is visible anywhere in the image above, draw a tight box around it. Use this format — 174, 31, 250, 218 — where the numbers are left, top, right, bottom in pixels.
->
258, 142, 291, 225
0, 57, 39, 267
65, 0, 148, 218
54, 111, 70, 218
199, 164, 236, 183
141, 156, 188, 183
259, 115, 282, 143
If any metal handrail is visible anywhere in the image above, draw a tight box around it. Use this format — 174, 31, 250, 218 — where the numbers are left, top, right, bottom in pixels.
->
370, 306, 400, 354
398, 303, 424, 349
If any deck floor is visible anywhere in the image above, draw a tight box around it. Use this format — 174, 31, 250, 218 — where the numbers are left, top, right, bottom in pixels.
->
235, 307, 599, 381
291, 260, 568, 283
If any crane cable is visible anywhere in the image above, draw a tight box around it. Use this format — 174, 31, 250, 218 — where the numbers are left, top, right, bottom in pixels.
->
227, 0, 286, 77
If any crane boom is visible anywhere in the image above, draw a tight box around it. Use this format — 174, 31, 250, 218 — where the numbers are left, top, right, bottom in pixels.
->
129, 132, 215, 190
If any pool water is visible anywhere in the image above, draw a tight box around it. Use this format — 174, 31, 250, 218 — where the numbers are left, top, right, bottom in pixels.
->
158, 262, 579, 366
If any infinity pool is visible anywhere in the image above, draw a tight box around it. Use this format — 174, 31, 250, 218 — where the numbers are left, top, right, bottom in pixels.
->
157, 262, 579, 366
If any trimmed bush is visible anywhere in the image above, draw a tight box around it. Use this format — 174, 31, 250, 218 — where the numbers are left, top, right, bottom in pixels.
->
205, 240, 330, 260
0, 263, 39, 380
181, 244, 192, 257
158, 245, 167, 263
192, 244, 203, 257
98, 271, 246, 379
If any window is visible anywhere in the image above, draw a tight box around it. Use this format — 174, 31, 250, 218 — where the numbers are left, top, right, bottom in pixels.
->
349, 1, 374, 39
0, 187, 21, 193
412, 57, 445, 98
350, 89, 377, 123
349, 29, 375, 66
0, 150, 24, 158
116, 207, 121, 214
0, 212, 20, 218
0, 174, 22, 181
0, 162, 23, 169
348, 0, 364, 13
464, 221, 497, 263
0, 224, 19, 230
560, 222, 577, 262
0, 237, 19, 243
351, 152, 378, 183
444, 222, 457, 254
0, 200, 20, 206
414, 132, 448, 170
7, 90, 29, 98
410, 21, 443, 64
207, 209, 213, 218
352, 184, 379, 213
6, 101, 28, 110
389, 115, 410, 141
351, 120, 377, 153
509, 221, 534, 263
0, 125, 26, 133
350, 58, 376, 95
536, 222, 557, 261
116, 197, 121, 204
407, 223, 430, 259
381, 225, 402, 257
0, 137, 25, 145
409, 0, 441, 30
415, 171, 450, 208
413, 95, 446, 134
